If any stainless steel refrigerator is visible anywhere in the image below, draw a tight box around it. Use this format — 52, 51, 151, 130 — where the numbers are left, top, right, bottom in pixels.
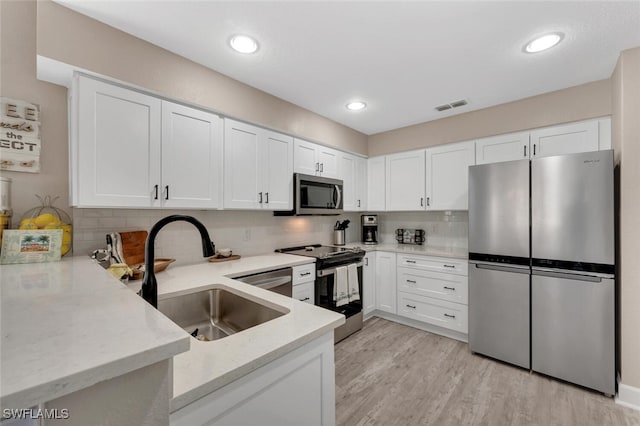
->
468, 150, 615, 395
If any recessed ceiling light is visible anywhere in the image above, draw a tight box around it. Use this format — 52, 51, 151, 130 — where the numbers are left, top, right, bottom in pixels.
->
524, 33, 563, 53
229, 35, 259, 54
346, 101, 367, 111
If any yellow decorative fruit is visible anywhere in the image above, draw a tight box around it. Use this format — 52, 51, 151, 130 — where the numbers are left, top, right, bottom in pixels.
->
19, 222, 38, 230
61, 244, 70, 256
44, 223, 60, 229
62, 232, 71, 244
34, 213, 57, 228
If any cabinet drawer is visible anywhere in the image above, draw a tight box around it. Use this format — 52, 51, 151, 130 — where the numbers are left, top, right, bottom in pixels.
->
292, 281, 314, 304
292, 263, 315, 285
397, 291, 468, 334
397, 254, 467, 276
397, 267, 468, 305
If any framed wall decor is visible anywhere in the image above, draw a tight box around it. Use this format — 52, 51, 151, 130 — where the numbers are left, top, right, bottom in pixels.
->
0, 229, 62, 264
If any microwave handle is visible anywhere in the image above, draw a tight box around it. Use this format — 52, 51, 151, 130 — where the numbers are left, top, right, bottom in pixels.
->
334, 185, 342, 208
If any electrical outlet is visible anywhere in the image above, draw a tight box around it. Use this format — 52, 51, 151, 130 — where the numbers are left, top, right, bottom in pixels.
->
243, 229, 251, 241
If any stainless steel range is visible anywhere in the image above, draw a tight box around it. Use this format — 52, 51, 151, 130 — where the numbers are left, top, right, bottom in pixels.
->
276, 244, 365, 342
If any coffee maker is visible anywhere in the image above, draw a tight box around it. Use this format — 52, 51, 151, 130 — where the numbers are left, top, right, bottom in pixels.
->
361, 215, 378, 245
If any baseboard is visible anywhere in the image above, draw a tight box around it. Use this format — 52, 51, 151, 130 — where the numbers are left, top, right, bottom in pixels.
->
616, 383, 640, 411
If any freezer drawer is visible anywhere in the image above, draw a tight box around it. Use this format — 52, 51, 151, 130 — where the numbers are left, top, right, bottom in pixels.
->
468, 262, 530, 369
531, 272, 615, 395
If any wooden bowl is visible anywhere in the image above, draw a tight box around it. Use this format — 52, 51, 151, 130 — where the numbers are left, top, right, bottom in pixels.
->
130, 258, 176, 280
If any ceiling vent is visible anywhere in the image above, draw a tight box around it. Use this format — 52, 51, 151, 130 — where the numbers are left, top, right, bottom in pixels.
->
435, 99, 468, 112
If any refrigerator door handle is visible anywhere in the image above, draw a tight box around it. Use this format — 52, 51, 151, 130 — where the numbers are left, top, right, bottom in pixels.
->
471, 261, 530, 274
531, 268, 608, 282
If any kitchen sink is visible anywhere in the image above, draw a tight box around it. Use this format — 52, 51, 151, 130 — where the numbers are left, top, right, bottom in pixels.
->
158, 287, 287, 341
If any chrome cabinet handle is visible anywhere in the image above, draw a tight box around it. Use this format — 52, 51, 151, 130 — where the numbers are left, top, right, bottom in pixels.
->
444, 313, 456, 319
300, 272, 311, 276
258, 192, 263, 203
406, 304, 417, 309
443, 286, 455, 291
420, 197, 424, 207
533, 144, 537, 156
265, 192, 269, 204
165, 185, 169, 200
315, 162, 319, 172
524, 145, 527, 157
153, 185, 158, 200
406, 279, 417, 284
426, 197, 430, 207
299, 297, 310, 302
406, 260, 416, 264
320, 163, 324, 173
357, 199, 361, 207
443, 264, 455, 268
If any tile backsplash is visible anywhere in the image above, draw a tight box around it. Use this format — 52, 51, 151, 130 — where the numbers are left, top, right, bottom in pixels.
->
73, 209, 468, 265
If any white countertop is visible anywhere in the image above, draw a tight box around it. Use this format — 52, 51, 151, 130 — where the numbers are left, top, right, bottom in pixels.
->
142, 254, 344, 412
0, 258, 190, 410
339, 243, 468, 259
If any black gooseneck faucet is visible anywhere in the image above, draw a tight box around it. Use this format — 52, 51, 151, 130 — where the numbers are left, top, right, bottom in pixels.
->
141, 215, 215, 308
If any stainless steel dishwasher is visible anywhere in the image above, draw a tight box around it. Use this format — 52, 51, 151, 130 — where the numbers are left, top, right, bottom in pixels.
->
235, 268, 293, 297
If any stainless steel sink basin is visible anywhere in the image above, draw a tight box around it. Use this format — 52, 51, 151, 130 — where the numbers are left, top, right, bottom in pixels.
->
158, 287, 286, 341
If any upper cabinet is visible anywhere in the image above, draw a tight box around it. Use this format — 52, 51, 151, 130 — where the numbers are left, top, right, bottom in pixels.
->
72, 76, 222, 209
367, 156, 386, 211
339, 152, 367, 211
224, 119, 293, 210
385, 150, 426, 211
293, 139, 339, 178
475, 118, 611, 165
425, 140, 475, 210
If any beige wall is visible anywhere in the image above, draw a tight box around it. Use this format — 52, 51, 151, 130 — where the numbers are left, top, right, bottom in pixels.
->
369, 79, 611, 156
35, 0, 367, 156
0, 0, 70, 221
612, 47, 640, 390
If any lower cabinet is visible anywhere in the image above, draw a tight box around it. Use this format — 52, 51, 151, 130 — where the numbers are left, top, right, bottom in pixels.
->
397, 292, 468, 334
375, 251, 397, 314
363, 253, 376, 315
170, 332, 335, 426
292, 281, 314, 304
292, 263, 315, 304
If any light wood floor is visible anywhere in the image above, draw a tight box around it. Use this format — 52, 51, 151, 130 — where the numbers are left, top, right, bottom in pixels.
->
335, 317, 640, 426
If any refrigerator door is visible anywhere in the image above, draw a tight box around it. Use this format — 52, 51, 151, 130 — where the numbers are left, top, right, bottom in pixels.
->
532, 150, 614, 268
531, 270, 615, 395
468, 262, 530, 369
469, 160, 529, 263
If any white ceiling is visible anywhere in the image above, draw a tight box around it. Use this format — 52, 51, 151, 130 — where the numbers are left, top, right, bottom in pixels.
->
54, 1, 640, 135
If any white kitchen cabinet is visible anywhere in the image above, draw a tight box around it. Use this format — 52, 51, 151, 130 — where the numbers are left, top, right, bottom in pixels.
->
385, 150, 426, 211
425, 140, 475, 210
339, 152, 367, 211
375, 251, 397, 314
161, 101, 223, 209
397, 291, 468, 334
363, 253, 376, 315
292, 263, 315, 305
475, 132, 530, 165
530, 118, 607, 158
73, 76, 223, 209
170, 332, 335, 426
74, 75, 161, 207
367, 156, 386, 211
293, 139, 338, 178
224, 119, 293, 210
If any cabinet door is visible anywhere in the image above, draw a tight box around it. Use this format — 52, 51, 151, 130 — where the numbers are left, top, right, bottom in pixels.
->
224, 119, 260, 209
385, 150, 425, 211
531, 120, 599, 158
293, 139, 319, 175
475, 132, 529, 165
363, 253, 376, 315
317, 145, 339, 178
161, 101, 222, 209
76, 76, 161, 207
367, 156, 386, 211
262, 130, 293, 210
375, 251, 396, 314
425, 140, 475, 210
292, 282, 315, 304
355, 157, 368, 211
339, 153, 357, 211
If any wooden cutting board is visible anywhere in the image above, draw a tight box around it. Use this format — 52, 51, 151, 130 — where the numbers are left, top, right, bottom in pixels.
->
119, 230, 148, 266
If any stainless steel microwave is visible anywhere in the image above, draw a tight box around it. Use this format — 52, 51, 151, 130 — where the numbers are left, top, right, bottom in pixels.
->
275, 173, 343, 216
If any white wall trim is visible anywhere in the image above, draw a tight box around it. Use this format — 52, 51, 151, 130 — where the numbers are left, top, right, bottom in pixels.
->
616, 383, 640, 412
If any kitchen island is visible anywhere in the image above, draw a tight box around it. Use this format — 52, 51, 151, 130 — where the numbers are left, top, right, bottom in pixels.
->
0, 254, 344, 426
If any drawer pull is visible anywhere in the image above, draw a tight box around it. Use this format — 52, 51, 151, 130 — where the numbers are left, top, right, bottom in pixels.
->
406, 260, 417, 264
443, 264, 455, 268
444, 313, 456, 319
406, 304, 417, 309
406, 279, 417, 284
300, 272, 311, 276
443, 286, 455, 291
299, 297, 310, 302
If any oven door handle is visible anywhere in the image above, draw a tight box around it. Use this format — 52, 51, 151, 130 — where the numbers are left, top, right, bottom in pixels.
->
317, 262, 363, 277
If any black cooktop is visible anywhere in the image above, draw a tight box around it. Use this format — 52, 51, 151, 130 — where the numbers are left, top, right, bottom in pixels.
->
276, 244, 365, 266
